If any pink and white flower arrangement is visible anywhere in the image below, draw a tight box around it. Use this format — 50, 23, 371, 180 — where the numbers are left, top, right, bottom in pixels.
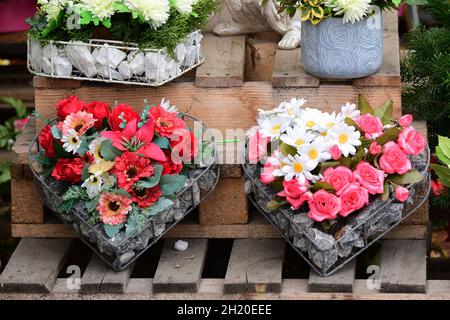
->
249, 95, 426, 222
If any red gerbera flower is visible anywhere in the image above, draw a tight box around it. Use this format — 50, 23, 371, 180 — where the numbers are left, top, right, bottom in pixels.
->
111, 152, 154, 191
149, 105, 186, 138
130, 185, 162, 209
159, 149, 183, 175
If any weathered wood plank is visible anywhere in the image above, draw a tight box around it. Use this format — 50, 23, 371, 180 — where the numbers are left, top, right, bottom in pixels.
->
199, 177, 248, 225
80, 255, 109, 293
380, 240, 427, 293
224, 239, 285, 293
245, 34, 279, 82
308, 260, 356, 293
152, 239, 208, 293
195, 34, 246, 87
11, 116, 36, 165
272, 48, 320, 88
101, 263, 134, 293
0, 238, 71, 293
33, 80, 402, 132
11, 220, 428, 240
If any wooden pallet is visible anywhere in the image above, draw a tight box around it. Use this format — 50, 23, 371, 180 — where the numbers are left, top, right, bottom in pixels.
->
1, 237, 446, 300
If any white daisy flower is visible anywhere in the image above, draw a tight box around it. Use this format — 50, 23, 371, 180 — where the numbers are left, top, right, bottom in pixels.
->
61, 129, 81, 154
296, 108, 325, 131
280, 126, 315, 150
160, 98, 177, 112
125, 0, 170, 28
258, 116, 290, 141
328, 124, 362, 157
341, 102, 360, 119
280, 154, 315, 183
102, 173, 115, 189
82, 175, 103, 198
278, 98, 306, 119
89, 136, 107, 163
325, 0, 372, 24
301, 141, 331, 167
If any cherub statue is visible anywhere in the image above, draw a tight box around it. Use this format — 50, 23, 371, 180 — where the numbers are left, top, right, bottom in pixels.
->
209, 0, 301, 49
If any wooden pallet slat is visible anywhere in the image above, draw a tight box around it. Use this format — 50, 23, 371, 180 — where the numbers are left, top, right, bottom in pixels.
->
380, 239, 427, 293
224, 239, 285, 294
0, 238, 71, 293
308, 260, 356, 293
195, 34, 246, 88
101, 263, 135, 293
152, 239, 208, 293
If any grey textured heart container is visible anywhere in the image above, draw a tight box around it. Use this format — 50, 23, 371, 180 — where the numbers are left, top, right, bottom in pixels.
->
301, 14, 383, 79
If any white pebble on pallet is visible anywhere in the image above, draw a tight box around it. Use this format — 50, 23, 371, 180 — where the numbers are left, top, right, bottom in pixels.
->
128, 51, 145, 76
174, 240, 189, 252
118, 61, 132, 80
66, 42, 97, 78
29, 39, 43, 72
96, 63, 123, 81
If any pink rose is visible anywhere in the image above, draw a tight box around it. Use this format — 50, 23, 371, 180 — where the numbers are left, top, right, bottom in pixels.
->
277, 179, 309, 209
330, 144, 342, 160
395, 186, 410, 202
14, 117, 29, 132
339, 182, 369, 217
379, 141, 412, 175
355, 114, 384, 139
322, 166, 353, 192
369, 141, 382, 155
260, 162, 276, 184
353, 161, 385, 195
398, 114, 413, 127
307, 190, 341, 222
248, 129, 270, 164
397, 126, 426, 156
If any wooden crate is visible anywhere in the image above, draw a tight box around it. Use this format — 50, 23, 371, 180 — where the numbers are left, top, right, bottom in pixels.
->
1, 237, 445, 299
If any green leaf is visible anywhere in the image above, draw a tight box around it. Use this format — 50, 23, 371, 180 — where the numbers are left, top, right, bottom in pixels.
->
431, 164, 450, 188
102, 117, 110, 130
312, 181, 335, 192
436, 146, 450, 166
103, 224, 123, 238
358, 94, 375, 115
53, 140, 74, 158
102, 18, 112, 28
280, 142, 297, 157
345, 117, 360, 130
109, 189, 131, 198
351, 148, 366, 169
376, 127, 400, 145
153, 136, 170, 149
113, 2, 131, 12
125, 219, 138, 238
438, 135, 450, 161
0, 96, 28, 118
160, 174, 187, 196
76, 138, 89, 156
99, 140, 123, 160
142, 197, 174, 217
50, 125, 62, 139
0, 161, 11, 184
318, 161, 340, 172
134, 164, 164, 189
266, 200, 286, 212
85, 197, 99, 212
374, 99, 393, 125
387, 170, 424, 185
381, 182, 390, 201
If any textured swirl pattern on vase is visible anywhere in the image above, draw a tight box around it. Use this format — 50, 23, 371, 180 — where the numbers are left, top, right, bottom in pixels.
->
301, 14, 383, 79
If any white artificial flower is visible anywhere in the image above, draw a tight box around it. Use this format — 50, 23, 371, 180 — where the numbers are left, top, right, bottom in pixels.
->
102, 173, 115, 189
82, 175, 103, 198
79, 0, 116, 20
38, 0, 68, 20
319, 111, 345, 130
278, 98, 306, 119
280, 154, 315, 183
341, 102, 360, 119
258, 116, 290, 141
173, 0, 195, 14
301, 141, 331, 167
325, 0, 372, 24
160, 98, 178, 112
328, 124, 362, 157
89, 136, 107, 163
296, 108, 325, 131
280, 126, 315, 150
125, 0, 170, 28
61, 129, 81, 154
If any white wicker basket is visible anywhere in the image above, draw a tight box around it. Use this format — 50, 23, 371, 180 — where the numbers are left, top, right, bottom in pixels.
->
27, 30, 204, 87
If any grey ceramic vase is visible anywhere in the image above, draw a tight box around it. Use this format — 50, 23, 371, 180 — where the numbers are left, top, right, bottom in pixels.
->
301, 14, 383, 79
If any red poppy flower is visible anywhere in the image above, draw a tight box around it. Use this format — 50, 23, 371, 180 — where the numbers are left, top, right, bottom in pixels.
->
111, 152, 155, 191
159, 150, 183, 175
101, 119, 166, 162
149, 105, 186, 138
130, 185, 162, 209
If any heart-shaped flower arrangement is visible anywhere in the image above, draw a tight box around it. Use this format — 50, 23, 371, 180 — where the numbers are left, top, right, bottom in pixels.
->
29, 96, 219, 270
243, 95, 430, 276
